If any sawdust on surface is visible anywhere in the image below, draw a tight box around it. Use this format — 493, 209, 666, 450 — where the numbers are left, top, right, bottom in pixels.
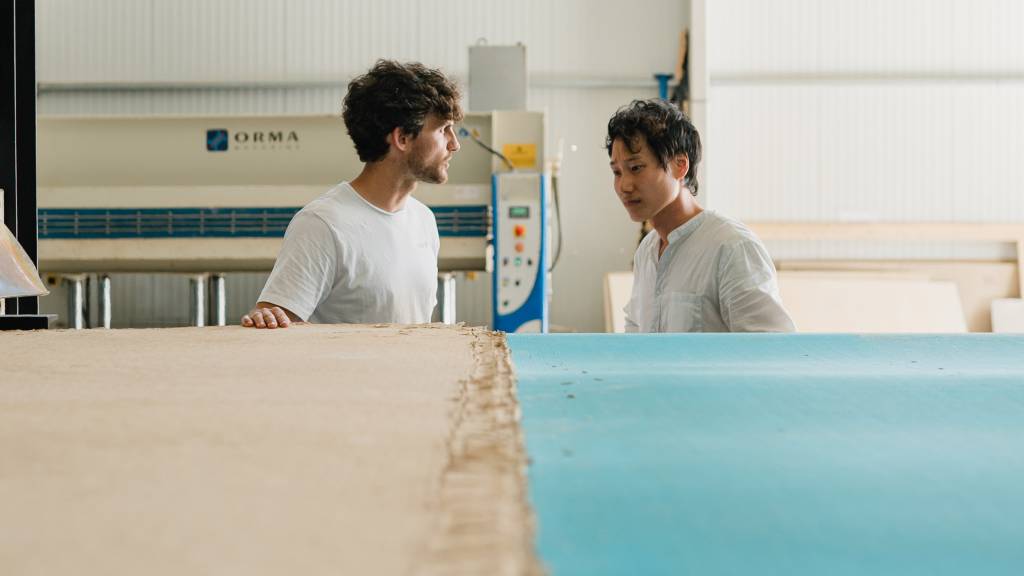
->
0, 323, 540, 575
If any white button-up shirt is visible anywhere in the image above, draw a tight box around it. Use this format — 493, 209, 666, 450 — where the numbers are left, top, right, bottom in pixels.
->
624, 210, 795, 333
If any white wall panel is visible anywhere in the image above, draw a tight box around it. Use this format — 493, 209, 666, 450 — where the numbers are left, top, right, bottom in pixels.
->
813, 0, 956, 73
40, 87, 351, 116
708, 0, 1024, 74
708, 0, 822, 74
707, 85, 821, 221
282, 87, 347, 114
38, 0, 156, 81
814, 85, 954, 223
951, 0, 1024, 72
39, 91, 156, 115
282, 0, 422, 78
708, 81, 1023, 259
38, 0, 685, 82
39, 89, 294, 115
951, 84, 1024, 221
531, 86, 660, 331
151, 0, 288, 81
706, 0, 1024, 263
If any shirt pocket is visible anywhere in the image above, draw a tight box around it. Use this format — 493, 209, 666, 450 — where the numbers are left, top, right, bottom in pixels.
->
662, 291, 704, 332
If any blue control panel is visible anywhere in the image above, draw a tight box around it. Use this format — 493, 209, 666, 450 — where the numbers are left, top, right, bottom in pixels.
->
492, 172, 549, 333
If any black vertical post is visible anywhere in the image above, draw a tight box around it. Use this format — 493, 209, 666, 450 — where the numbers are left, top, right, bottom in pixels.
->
1, 3, 18, 309
2, 0, 38, 316
14, 0, 38, 314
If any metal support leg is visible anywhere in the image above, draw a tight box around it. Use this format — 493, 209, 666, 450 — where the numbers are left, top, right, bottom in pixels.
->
97, 274, 111, 329
83, 275, 92, 328
189, 274, 208, 327
65, 275, 86, 330
437, 272, 457, 325
209, 274, 226, 327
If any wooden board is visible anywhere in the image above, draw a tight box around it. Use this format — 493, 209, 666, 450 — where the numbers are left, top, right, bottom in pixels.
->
603, 271, 634, 333
777, 271, 966, 333
778, 261, 1018, 332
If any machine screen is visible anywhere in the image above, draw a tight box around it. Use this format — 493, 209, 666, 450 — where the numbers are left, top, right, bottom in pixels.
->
508, 206, 530, 219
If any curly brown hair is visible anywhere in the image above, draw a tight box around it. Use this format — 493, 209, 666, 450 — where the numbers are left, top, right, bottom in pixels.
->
606, 99, 702, 197
342, 60, 464, 163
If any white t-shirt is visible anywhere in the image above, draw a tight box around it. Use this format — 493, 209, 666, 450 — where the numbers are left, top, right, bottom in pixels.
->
624, 210, 795, 333
259, 182, 440, 324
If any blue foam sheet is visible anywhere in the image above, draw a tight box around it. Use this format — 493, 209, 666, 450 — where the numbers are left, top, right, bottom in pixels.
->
509, 334, 1024, 576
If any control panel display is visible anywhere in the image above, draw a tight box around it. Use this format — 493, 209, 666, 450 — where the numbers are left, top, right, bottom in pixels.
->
508, 206, 530, 219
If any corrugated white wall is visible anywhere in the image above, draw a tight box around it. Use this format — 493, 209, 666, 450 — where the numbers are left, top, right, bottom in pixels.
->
706, 0, 1024, 260
35, 0, 686, 331
38, 0, 684, 83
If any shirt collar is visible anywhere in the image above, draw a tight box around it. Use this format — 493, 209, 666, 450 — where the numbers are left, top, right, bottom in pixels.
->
666, 210, 708, 245
344, 181, 407, 216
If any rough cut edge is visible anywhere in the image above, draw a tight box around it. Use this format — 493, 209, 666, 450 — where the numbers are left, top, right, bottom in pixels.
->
414, 327, 544, 576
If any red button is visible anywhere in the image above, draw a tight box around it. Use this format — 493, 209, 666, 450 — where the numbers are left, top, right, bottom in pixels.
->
514, 225, 526, 237
515, 242, 525, 253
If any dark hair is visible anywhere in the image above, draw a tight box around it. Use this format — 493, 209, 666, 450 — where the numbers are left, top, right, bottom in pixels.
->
343, 60, 464, 163
606, 99, 702, 197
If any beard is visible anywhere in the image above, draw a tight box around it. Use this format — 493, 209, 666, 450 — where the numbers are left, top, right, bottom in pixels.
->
408, 148, 448, 184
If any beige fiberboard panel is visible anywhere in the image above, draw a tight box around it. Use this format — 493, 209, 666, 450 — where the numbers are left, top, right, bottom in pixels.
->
777, 272, 967, 333
0, 324, 540, 576
604, 271, 633, 333
778, 260, 1018, 333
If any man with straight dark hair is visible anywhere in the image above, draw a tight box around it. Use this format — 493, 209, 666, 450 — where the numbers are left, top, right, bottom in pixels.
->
243, 60, 462, 328
607, 99, 794, 332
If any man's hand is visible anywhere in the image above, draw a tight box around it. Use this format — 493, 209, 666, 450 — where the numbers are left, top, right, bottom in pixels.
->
241, 303, 299, 329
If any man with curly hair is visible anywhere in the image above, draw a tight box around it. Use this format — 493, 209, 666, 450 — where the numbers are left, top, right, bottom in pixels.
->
243, 60, 462, 328
607, 98, 794, 332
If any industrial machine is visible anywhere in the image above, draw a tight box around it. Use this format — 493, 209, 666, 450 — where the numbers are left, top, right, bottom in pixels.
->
492, 172, 549, 333
36, 111, 549, 330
